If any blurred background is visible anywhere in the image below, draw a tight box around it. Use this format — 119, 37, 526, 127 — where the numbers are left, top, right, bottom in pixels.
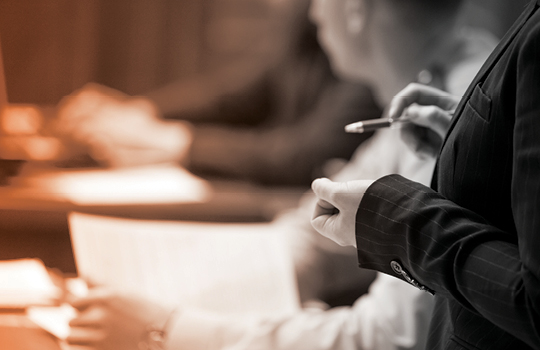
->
0, 0, 530, 105
1, 0, 282, 104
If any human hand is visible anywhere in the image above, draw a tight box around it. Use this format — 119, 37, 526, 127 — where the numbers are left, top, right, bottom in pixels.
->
311, 178, 374, 247
67, 288, 173, 350
55, 83, 125, 135
56, 83, 193, 167
388, 83, 460, 159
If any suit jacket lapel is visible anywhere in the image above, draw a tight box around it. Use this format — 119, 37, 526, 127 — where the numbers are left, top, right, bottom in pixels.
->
432, 0, 538, 189
447, 0, 537, 132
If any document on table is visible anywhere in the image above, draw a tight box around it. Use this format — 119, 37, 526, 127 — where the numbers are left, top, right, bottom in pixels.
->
12, 163, 211, 205
68, 212, 300, 317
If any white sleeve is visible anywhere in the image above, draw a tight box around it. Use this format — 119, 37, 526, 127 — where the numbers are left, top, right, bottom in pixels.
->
352, 273, 434, 350
165, 273, 434, 350
163, 126, 435, 350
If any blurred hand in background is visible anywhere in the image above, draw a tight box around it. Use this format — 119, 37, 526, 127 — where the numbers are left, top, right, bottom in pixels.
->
55, 83, 193, 168
68, 287, 173, 350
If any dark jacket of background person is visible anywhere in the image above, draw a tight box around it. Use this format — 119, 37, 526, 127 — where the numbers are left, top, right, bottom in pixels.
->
149, 20, 381, 186
354, 1, 540, 348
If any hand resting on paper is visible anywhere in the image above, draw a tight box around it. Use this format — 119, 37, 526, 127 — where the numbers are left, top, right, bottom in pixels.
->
67, 288, 173, 350
56, 83, 193, 168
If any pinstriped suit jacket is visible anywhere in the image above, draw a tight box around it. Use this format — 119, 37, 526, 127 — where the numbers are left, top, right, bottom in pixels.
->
354, 1, 540, 349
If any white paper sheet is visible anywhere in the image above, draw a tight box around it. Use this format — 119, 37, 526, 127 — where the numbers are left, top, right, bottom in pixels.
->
15, 163, 211, 205
68, 212, 300, 317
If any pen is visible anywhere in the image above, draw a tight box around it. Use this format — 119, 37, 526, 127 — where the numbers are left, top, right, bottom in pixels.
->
344, 117, 410, 133
345, 109, 455, 133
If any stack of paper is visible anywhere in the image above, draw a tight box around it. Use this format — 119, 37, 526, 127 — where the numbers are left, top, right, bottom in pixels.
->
0, 259, 62, 308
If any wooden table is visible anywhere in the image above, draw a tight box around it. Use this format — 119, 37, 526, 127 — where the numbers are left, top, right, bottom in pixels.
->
0, 312, 62, 350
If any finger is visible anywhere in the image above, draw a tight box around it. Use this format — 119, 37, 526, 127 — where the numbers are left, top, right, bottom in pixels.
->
84, 278, 101, 289
311, 178, 339, 205
312, 198, 339, 219
67, 327, 105, 345
56, 84, 124, 128
406, 104, 453, 139
64, 345, 95, 350
57, 89, 105, 120
70, 288, 112, 310
69, 307, 106, 327
311, 202, 337, 237
388, 83, 458, 121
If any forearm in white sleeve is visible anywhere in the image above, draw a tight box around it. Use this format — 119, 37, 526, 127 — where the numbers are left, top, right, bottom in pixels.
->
165, 273, 433, 350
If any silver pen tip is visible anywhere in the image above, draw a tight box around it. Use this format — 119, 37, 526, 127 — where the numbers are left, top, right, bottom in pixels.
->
344, 123, 363, 133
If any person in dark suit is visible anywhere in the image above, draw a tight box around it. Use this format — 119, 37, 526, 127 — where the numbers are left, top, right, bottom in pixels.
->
312, 0, 540, 348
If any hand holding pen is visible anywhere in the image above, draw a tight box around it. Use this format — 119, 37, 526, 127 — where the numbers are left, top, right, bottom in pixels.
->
345, 83, 461, 159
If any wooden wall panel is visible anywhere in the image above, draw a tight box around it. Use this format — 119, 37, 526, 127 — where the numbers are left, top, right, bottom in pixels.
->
0, 0, 207, 103
0, 1, 100, 104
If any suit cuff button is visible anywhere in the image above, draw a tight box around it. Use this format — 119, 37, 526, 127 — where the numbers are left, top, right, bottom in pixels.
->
390, 260, 403, 275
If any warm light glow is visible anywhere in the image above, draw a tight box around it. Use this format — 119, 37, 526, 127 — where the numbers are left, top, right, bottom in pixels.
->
0, 135, 61, 160
1, 105, 43, 135
24, 136, 62, 160
19, 164, 211, 205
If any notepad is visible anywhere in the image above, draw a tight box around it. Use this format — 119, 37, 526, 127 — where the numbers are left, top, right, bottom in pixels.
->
68, 212, 300, 317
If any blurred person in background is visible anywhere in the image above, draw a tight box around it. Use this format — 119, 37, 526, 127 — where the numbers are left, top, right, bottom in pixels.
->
66, 0, 499, 349
53, 0, 381, 187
